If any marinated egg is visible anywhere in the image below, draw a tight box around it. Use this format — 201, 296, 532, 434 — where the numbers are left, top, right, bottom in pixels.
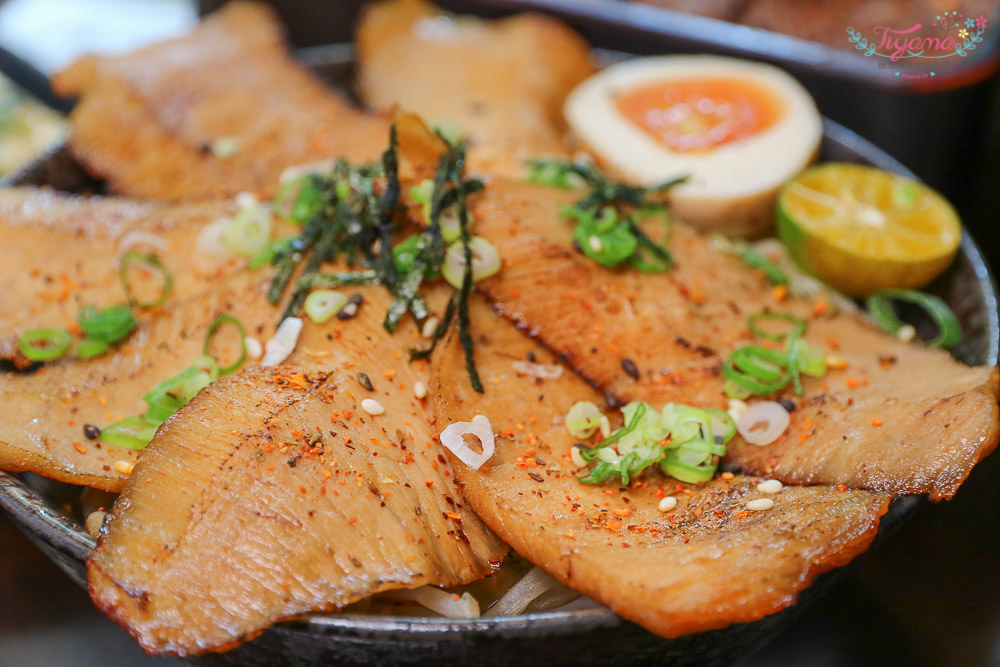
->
564, 55, 822, 237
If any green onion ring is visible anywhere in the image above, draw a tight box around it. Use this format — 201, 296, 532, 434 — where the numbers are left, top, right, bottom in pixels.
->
660, 455, 716, 484
748, 312, 807, 341
866, 289, 962, 349
77, 338, 111, 360
100, 416, 158, 450
18, 328, 72, 362
119, 252, 173, 309
739, 247, 788, 285
203, 314, 247, 374
78, 304, 137, 343
722, 346, 791, 395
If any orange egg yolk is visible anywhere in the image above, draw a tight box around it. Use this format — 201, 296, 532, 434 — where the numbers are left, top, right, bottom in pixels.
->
614, 78, 784, 152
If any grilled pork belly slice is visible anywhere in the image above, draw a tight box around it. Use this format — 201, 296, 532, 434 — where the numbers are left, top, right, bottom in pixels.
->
0, 273, 279, 490
0, 187, 254, 364
52, 2, 389, 201
468, 180, 999, 499
0, 264, 448, 492
431, 295, 890, 638
88, 364, 505, 656
357, 0, 596, 178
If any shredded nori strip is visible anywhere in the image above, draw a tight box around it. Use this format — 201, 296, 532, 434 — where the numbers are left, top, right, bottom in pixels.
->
453, 164, 483, 393
528, 158, 686, 271
256, 122, 485, 389
409, 293, 457, 361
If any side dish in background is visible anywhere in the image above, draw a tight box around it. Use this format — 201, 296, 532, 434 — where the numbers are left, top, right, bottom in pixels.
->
630, 0, 999, 49
356, 0, 595, 178
564, 55, 821, 237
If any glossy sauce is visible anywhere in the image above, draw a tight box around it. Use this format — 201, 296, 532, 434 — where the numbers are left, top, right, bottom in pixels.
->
615, 78, 784, 152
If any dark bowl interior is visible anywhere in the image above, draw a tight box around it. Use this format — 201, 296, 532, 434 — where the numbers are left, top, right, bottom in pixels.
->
0, 46, 997, 667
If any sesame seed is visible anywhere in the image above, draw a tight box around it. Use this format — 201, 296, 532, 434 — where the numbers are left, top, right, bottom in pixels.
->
235, 191, 258, 208
588, 235, 603, 252
361, 398, 385, 415
757, 479, 783, 494
421, 317, 439, 339
897, 324, 916, 342
570, 445, 587, 468
658, 496, 678, 512
244, 336, 263, 359
413, 381, 428, 399
746, 498, 775, 511
599, 415, 611, 438
114, 460, 134, 475
824, 355, 849, 370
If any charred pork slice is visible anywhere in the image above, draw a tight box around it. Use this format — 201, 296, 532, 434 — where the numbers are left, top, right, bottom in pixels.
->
88, 365, 506, 656
469, 180, 999, 499
431, 295, 890, 638
52, 2, 389, 201
356, 0, 595, 178
0, 187, 250, 363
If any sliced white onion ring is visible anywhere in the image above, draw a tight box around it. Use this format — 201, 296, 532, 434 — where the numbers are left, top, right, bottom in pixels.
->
385, 587, 480, 619
485, 567, 558, 617
736, 400, 791, 446
261, 317, 303, 367
511, 360, 564, 379
440, 419, 496, 470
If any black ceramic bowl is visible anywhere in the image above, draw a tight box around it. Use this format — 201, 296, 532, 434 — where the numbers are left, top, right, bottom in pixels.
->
0, 55, 997, 666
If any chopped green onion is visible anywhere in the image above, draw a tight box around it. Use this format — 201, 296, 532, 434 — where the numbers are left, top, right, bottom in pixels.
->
573, 401, 735, 486
77, 304, 136, 343
203, 315, 246, 375
77, 338, 110, 359
248, 237, 293, 269
565, 401, 603, 438
747, 312, 806, 341
274, 175, 324, 224
223, 204, 272, 256
18, 328, 72, 362
525, 159, 587, 189
100, 416, 158, 450
722, 346, 791, 396
739, 246, 788, 285
866, 289, 962, 349
119, 251, 173, 309
142, 355, 219, 425
442, 236, 501, 289
660, 454, 716, 484
567, 206, 637, 269
304, 289, 348, 324
788, 336, 826, 377
410, 179, 462, 242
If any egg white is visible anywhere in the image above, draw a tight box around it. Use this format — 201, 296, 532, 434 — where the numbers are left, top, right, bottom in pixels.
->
564, 55, 822, 237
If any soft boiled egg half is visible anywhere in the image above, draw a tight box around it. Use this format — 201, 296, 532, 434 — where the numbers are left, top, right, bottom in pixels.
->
564, 55, 822, 237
